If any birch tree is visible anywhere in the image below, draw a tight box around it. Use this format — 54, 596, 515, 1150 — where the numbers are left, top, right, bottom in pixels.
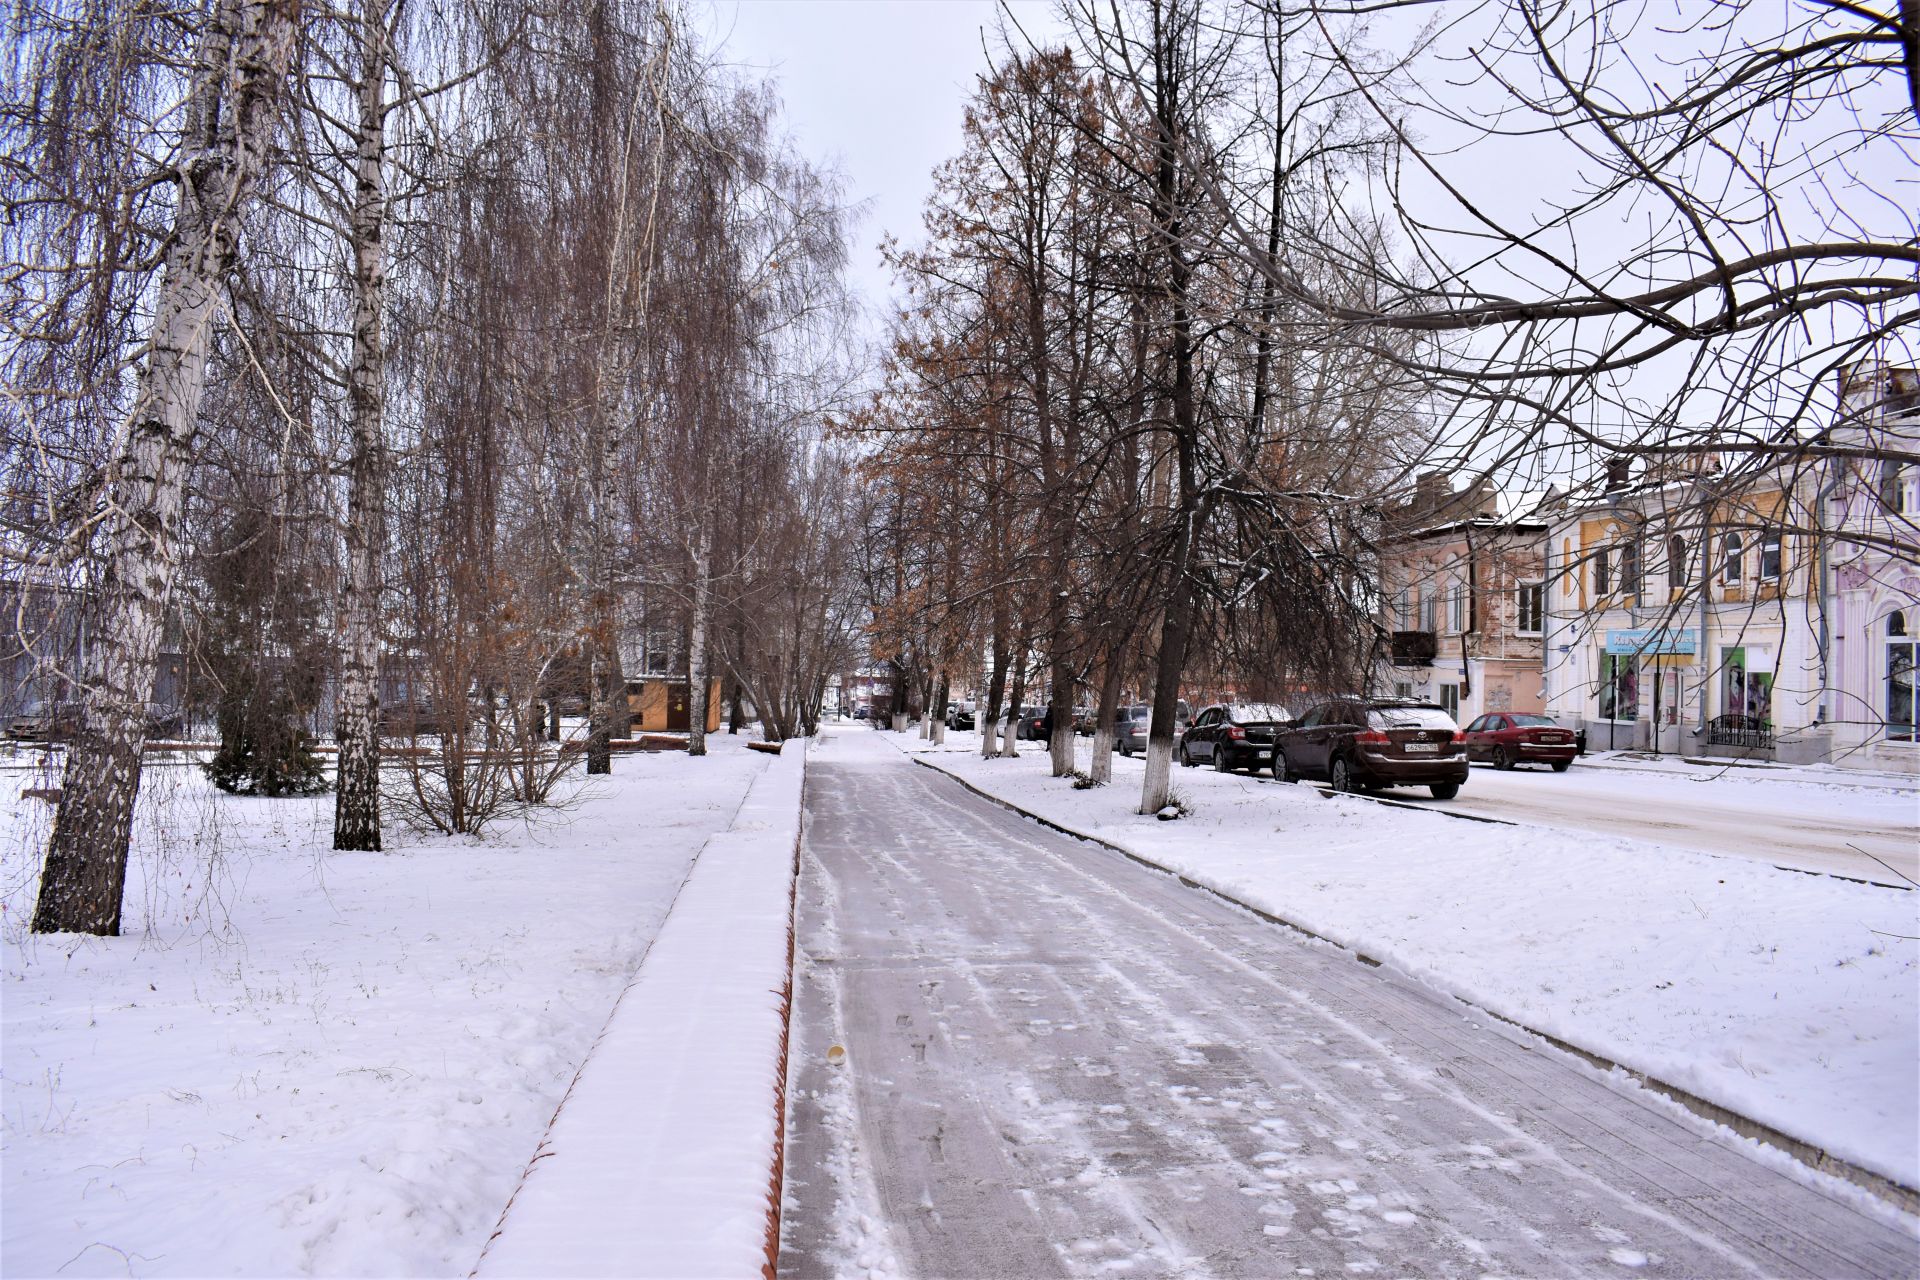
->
25, 0, 300, 935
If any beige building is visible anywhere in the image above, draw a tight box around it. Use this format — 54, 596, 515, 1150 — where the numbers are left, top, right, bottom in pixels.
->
1375, 474, 1549, 724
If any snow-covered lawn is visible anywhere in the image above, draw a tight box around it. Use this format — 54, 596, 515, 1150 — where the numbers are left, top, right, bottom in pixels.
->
1, 740, 771, 1277
893, 728, 1920, 1192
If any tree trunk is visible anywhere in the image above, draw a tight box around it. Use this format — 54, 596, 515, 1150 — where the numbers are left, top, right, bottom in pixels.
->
1002, 639, 1030, 758
35, 0, 299, 936
1048, 657, 1075, 777
687, 519, 712, 756
929, 673, 948, 744
1089, 652, 1124, 785
981, 624, 1008, 759
333, 11, 390, 853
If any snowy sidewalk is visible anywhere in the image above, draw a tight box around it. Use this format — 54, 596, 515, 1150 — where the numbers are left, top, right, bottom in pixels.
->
1, 738, 779, 1277
476, 740, 807, 1278
887, 727, 1920, 1202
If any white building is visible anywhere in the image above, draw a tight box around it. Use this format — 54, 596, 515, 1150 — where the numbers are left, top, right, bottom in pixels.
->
1820, 363, 1920, 773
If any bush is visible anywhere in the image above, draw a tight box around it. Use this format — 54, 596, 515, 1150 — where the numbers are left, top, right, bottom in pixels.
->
204, 686, 328, 796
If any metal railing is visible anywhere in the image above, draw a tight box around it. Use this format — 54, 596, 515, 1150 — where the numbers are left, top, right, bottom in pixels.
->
1706, 714, 1773, 750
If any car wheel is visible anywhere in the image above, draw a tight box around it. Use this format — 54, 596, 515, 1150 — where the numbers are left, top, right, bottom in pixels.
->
1180, 742, 1196, 767
1120, 743, 1133, 757
1491, 745, 1512, 771
1330, 755, 1356, 793
1275, 756, 1298, 784
1551, 760, 1572, 773
1429, 782, 1460, 800
1214, 747, 1233, 773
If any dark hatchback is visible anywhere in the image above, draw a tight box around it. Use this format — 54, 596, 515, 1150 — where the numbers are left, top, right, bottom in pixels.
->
1179, 703, 1291, 773
1276, 699, 1468, 799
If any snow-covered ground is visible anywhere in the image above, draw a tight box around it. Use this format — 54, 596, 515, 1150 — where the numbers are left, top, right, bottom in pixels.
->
1, 740, 771, 1277
889, 726, 1920, 1192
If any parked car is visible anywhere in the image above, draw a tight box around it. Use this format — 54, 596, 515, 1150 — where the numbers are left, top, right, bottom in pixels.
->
946, 703, 975, 730
1276, 698, 1467, 799
852, 705, 870, 720
7, 699, 81, 742
1112, 703, 1192, 755
1016, 706, 1050, 740
1112, 704, 1152, 755
1178, 703, 1291, 773
1460, 712, 1577, 771
1073, 705, 1097, 736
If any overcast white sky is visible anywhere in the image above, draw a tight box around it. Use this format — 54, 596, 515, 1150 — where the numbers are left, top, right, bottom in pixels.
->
706, 0, 1067, 338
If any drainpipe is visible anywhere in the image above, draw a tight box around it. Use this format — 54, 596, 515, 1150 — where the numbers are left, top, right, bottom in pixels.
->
1815, 451, 1840, 729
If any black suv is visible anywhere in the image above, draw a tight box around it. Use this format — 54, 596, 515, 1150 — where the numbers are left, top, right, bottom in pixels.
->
1275, 698, 1467, 799
1178, 703, 1291, 773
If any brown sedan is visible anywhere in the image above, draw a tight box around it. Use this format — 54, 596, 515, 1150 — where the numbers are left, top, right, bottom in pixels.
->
1275, 699, 1469, 799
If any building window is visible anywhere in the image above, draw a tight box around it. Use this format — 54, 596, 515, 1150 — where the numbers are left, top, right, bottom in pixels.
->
1721, 532, 1744, 584
1758, 530, 1782, 581
1422, 590, 1438, 632
1879, 460, 1906, 514
1394, 681, 1413, 700
1516, 582, 1544, 635
1448, 584, 1467, 634
1889, 611, 1916, 741
1667, 534, 1688, 591
1619, 539, 1640, 599
1439, 683, 1459, 719
1598, 653, 1638, 720
1394, 589, 1414, 628
1594, 545, 1612, 595
1720, 645, 1772, 726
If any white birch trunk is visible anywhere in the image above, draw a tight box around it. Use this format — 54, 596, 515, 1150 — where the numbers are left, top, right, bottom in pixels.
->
333, 10, 389, 852
1089, 726, 1114, 784
686, 519, 712, 756
1141, 741, 1173, 813
35, 0, 299, 935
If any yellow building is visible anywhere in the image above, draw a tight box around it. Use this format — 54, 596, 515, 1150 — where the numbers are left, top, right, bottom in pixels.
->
624, 679, 724, 734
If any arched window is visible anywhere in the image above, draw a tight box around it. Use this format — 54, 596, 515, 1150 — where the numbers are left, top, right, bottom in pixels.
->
1668, 535, 1688, 590
1721, 532, 1744, 584
1888, 611, 1917, 741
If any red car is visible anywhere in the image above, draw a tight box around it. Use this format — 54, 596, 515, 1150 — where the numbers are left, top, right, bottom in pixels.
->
1460, 712, 1577, 771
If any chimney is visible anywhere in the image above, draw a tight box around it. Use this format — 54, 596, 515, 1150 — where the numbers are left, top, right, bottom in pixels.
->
1604, 455, 1632, 492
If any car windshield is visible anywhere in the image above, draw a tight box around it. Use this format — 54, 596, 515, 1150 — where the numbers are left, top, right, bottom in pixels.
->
1230, 703, 1289, 724
1368, 706, 1458, 731
1510, 713, 1557, 727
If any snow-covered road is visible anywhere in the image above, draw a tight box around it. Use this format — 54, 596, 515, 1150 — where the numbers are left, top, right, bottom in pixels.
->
1446, 762, 1918, 884
777, 733, 1917, 1278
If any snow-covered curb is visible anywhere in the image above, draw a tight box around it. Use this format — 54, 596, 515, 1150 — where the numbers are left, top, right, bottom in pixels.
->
474, 741, 807, 1278
906, 748, 1920, 1219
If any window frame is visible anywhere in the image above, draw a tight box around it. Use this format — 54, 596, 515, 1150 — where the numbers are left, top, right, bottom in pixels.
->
1516, 581, 1544, 635
1758, 530, 1783, 582
1888, 612, 1917, 742
1721, 532, 1745, 585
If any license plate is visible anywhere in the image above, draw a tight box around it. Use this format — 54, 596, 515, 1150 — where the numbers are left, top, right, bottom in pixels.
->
1404, 743, 1438, 754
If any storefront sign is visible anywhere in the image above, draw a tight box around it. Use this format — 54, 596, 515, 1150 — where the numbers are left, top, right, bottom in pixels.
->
1606, 627, 1698, 656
